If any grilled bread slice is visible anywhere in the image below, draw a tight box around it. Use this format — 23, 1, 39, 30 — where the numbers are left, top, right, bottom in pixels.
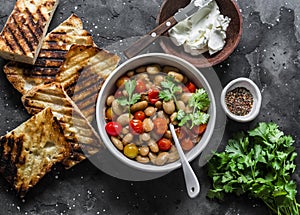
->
0, 107, 70, 197
0, 0, 59, 64
21, 82, 102, 169
56, 45, 120, 122
3, 14, 94, 95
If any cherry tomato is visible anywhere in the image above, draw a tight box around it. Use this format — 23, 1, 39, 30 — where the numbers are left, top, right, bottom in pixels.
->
116, 76, 129, 88
134, 111, 146, 121
192, 124, 207, 135
105, 121, 122, 136
153, 118, 168, 135
157, 138, 172, 151
124, 143, 138, 159
185, 82, 196, 93
135, 80, 147, 93
181, 138, 194, 151
129, 119, 143, 134
148, 87, 160, 104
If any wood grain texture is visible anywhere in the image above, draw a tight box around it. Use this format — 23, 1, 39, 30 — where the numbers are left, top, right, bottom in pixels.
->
156, 0, 243, 68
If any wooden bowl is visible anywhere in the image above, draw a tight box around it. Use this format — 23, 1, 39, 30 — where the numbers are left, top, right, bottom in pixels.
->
156, 0, 243, 68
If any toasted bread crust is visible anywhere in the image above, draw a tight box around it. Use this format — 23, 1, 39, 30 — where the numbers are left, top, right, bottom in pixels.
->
3, 14, 94, 94
21, 82, 102, 169
0, 107, 70, 197
56, 44, 120, 122
0, 0, 59, 64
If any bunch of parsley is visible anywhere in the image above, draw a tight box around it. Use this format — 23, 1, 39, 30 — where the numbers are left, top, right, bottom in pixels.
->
207, 122, 300, 215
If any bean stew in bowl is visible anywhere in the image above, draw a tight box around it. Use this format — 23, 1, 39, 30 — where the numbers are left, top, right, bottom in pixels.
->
96, 53, 216, 173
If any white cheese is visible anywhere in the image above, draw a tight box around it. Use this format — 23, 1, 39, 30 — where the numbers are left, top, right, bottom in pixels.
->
169, 0, 231, 56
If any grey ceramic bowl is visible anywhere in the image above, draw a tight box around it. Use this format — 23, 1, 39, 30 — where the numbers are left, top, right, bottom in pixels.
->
96, 53, 216, 173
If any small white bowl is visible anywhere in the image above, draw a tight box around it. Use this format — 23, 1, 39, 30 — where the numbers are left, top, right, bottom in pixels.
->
220, 77, 262, 122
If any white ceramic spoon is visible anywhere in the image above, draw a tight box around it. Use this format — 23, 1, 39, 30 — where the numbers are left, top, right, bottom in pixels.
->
169, 123, 200, 198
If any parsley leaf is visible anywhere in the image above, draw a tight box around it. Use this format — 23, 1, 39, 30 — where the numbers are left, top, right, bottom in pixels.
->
188, 88, 210, 111
116, 80, 141, 115
159, 76, 182, 102
176, 88, 210, 128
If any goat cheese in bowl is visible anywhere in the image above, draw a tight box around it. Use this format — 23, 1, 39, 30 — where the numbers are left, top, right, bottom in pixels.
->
168, 0, 231, 56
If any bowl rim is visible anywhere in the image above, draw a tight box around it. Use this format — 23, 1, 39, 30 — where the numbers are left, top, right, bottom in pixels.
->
156, 0, 243, 68
220, 77, 262, 122
96, 53, 217, 173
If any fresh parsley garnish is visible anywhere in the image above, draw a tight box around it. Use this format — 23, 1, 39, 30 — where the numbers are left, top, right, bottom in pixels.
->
117, 80, 141, 115
207, 122, 300, 215
176, 88, 210, 128
159, 76, 182, 103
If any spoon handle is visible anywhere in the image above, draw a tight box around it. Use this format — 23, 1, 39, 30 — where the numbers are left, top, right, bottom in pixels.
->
181, 155, 200, 198
169, 124, 200, 198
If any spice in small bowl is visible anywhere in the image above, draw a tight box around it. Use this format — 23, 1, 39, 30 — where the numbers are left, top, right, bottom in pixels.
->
220, 78, 262, 122
225, 87, 254, 116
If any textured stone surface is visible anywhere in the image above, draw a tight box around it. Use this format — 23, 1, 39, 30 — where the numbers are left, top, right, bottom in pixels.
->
0, 0, 299, 214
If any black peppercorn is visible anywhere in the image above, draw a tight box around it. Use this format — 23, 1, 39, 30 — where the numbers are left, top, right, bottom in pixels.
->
225, 87, 253, 116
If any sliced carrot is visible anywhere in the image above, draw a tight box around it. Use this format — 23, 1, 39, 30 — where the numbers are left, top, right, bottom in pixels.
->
181, 138, 194, 151
198, 124, 207, 135
192, 124, 207, 135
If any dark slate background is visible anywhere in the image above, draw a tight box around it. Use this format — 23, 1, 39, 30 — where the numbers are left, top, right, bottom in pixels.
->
0, 0, 299, 214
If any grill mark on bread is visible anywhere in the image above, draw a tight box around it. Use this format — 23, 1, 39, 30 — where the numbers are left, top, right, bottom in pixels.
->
13, 8, 39, 47
35, 58, 65, 67
0, 0, 59, 64
4, 26, 26, 55
39, 49, 68, 59
3, 14, 94, 94
21, 83, 102, 169
25, 7, 43, 38
56, 45, 120, 122
0, 108, 71, 196
11, 13, 34, 53
36, 7, 47, 23
3, 35, 14, 53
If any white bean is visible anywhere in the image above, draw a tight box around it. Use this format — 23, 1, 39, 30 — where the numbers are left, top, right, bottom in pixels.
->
177, 100, 185, 111
167, 146, 179, 163
117, 113, 131, 126
148, 140, 159, 153
143, 118, 154, 132
148, 152, 157, 164
122, 133, 133, 145
155, 152, 169, 166
146, 64, 161, 75
153, 75, 164, 85
168, 71, 184, 82
106, 95, 115, 106
111, 136, 123, 151
130, 101, 148, 113
163, 130, 172, 139
181, 93, 193, 103
139, 146, 150, 156
144, 106, 156, 117
139, 133, 151, 142
163, 100, 175, 115
136, 155, 150, 163
170, 112, 178, 125
112, 100, 125, 116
